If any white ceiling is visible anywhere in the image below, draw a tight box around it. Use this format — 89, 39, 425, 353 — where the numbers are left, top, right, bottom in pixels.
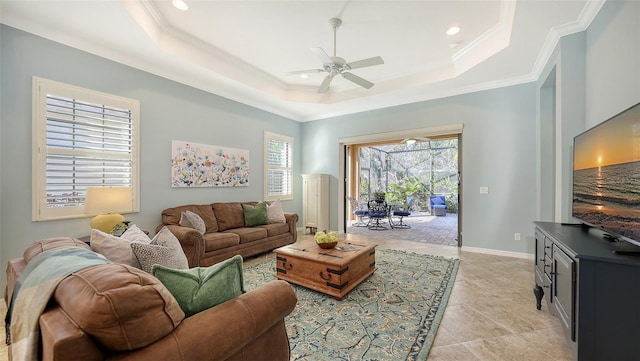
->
0, 0, 603, 122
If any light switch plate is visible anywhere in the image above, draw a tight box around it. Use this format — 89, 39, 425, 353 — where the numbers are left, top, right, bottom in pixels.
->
480, 186, 489, 194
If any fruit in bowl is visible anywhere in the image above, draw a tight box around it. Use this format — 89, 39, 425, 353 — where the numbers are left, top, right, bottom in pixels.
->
314, 230, 338, 249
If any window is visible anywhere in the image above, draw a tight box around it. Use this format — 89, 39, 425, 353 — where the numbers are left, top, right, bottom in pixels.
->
264, 131, 293, 201
32, 77, 140, 221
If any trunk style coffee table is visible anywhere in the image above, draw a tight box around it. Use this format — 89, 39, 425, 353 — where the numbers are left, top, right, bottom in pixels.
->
274, 238, 377, 300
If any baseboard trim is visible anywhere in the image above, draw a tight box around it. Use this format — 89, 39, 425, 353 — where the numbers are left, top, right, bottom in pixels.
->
461, 246, 534, 260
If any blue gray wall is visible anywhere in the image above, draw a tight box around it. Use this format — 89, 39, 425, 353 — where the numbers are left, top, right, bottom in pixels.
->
0, 25, 302, 289
301, 83, 538, 254
1, 0, 639, 292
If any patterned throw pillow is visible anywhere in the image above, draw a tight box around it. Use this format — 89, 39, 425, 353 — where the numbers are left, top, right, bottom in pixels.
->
179, 210, 206, 234
242, 202, 269, 227
131, 227, 189, 273
152, 255, 245, 317
266, 199, 286, 223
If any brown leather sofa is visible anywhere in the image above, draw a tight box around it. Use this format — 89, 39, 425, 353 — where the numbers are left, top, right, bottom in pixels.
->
5, 238, 297, 361
157, 202, 298, 267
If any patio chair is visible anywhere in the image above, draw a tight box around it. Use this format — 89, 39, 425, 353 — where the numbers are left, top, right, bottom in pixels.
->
367, 200, 388, 230
430, 195, 447, 216
391, 208, 411, 228
347, 196, 369, 227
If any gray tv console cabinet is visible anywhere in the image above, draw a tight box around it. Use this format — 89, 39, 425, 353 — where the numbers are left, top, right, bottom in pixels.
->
533, 222, 640, 361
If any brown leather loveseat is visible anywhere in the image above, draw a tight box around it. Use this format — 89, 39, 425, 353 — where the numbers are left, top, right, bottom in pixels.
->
158, 202, 298, 267
5, 238, 297, 361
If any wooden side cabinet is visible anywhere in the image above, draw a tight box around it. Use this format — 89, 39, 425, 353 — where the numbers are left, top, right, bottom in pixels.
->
534, 222, 640, 360
301, 174, 329, 234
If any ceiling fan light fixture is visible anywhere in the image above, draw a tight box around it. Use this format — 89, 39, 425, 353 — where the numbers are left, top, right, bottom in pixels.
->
172, 0, 189, 11
446, 26, 461, 36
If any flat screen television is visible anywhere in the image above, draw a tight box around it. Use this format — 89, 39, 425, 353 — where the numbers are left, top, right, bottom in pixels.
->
572, 101, 640, 246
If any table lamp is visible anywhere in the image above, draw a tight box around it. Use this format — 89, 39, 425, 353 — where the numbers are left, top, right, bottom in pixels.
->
84, 187, 133, 233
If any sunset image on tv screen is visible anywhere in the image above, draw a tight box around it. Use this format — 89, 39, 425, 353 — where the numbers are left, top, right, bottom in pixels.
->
572, 103, 640, 242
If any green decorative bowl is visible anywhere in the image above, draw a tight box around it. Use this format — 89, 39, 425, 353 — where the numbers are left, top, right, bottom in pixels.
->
317, 241, 338, 249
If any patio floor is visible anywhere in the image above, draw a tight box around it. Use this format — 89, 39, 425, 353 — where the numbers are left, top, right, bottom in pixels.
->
346, 211, 459, 247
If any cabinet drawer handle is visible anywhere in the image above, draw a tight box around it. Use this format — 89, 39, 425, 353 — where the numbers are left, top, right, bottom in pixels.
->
319, 271, 332, 281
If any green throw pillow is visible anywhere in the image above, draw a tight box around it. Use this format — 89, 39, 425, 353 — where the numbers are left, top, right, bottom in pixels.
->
152, 255, 245, 317
242, 202, 269, 227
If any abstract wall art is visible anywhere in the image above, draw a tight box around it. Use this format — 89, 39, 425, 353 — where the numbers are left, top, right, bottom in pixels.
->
171, 140, 250, 187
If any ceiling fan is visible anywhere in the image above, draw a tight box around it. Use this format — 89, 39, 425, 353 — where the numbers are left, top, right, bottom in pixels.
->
286, 17, 384, 93
401, 137, 431, 145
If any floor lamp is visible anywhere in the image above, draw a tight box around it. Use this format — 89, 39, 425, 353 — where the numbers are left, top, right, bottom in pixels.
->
84, 187, 133, 234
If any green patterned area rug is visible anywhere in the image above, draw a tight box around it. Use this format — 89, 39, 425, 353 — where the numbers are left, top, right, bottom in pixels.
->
243, 249, 459, 361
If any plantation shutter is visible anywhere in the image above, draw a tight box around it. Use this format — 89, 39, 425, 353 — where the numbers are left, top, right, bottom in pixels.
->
264, 132, 293, 200
33, 77, 140, 221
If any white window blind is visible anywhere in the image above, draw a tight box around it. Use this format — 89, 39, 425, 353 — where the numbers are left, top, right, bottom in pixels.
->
264, 131, 293, 201
32, 77, 140, 221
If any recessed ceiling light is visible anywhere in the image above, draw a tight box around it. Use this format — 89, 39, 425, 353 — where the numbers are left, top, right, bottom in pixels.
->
449, 41, 463, 49
446, 26, 461, 36
300, 74, 309, 79
172, 0, 189, 11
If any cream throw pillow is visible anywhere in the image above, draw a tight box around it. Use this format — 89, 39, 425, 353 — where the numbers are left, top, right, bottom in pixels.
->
90, 225, 151, 268
266, 199, 286, 223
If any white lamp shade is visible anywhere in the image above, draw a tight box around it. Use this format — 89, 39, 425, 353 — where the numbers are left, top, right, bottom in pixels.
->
84, 187, 133, 215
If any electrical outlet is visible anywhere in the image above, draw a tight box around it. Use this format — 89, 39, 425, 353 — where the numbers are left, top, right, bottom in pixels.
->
514, 233, 521, 241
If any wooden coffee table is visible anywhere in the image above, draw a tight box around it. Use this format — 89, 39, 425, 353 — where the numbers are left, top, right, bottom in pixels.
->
274, 238, 377, 300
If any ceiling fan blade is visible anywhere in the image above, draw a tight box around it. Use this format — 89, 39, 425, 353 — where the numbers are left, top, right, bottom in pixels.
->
342, 72, 374, 89
311, 47, 333, 65
318, 74, 334, 93
285, 69, 324, 76
347, 56, 384, 70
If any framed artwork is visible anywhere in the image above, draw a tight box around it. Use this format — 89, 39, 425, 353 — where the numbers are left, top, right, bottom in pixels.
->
171, 140, 249, 187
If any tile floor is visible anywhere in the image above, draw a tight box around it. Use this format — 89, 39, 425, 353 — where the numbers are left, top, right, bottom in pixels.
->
250, 233, 572, 361
1, 232, 571, 361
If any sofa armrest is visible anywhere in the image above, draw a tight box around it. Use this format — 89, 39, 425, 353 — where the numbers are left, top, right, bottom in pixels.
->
40, 306, 106, 361
284, 212, 298, 242
160, 225, 204, 268
109, 280, 297, 361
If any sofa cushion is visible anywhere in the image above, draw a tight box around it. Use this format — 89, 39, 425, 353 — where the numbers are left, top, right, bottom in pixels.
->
23, 237, 90, 263
131, 227, 189, 273
152, 255, 245, 317
212, 202, 246, 231
431, 196, 446, 205
54, 263, 184, 352
202, 232, 240, 252
266, 199, 286, 223
223, 227, 268, 244
242, 202, 269, 227
179, 210, 206, 234
256, 222, 290, 237
162, 204, 218, 233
